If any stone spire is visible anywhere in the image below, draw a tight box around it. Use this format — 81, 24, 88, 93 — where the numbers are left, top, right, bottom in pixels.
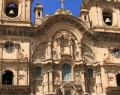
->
36, 0, 43, 8
37, 0, 40, 5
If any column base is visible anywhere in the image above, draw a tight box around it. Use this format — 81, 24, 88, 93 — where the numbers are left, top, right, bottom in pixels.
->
45, 92, 55, 95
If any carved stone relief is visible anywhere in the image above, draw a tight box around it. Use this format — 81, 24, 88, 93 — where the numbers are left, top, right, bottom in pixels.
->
74, 71, 81, 84
82, 44, 95, 65
33, 42, 47, 63
52, 30, 79, 60
73, 65, 81, 84
54, 71, 60, 85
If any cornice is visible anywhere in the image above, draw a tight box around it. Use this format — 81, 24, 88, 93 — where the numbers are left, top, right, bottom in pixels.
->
1, 18, 120, 43
0, 15, 94, 40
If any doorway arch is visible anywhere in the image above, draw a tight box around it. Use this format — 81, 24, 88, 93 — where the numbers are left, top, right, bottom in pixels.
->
2, 70, 13, 85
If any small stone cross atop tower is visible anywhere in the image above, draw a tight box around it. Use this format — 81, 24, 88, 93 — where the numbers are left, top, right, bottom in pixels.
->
60, 0, 66, 9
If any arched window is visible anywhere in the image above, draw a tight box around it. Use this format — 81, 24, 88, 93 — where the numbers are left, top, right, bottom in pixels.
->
38, 12, 40, 17
2, 70, 13, 85
35, 67, 42, 77
62, 64, 71, 81
88, 69, 93, 78
116, 74, 120, 86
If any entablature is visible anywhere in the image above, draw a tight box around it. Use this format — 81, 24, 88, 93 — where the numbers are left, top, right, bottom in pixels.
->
106, 87, 120, 94
95, 32, 120, 42
0, 85, 29, 93
0, 15, 94, 40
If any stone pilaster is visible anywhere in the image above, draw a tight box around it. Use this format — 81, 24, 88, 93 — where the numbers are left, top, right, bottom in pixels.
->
0, 63, 2, 85
26, 0, 31, 21
48, 41, 52, 58
96, 73, 102, 93
49, 71, 53, 92
22, 0, 26, 20
101, 67, 109, 93
44, 72, 48, 93
0, 0, 2, 19
81, 71, 86, 92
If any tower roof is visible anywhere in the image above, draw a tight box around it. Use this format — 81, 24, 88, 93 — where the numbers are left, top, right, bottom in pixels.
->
35, 0, 43, 9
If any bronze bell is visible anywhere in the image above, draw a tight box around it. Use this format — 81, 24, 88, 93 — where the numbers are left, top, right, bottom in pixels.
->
8, 9, 15, 16
105, 18, 111, 23
105, 17, 112, 25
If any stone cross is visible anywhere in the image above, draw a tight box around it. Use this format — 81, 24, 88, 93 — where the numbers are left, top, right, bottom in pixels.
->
60, 0, 66, 9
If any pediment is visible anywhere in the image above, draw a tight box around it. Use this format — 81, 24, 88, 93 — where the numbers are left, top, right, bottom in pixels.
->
34, 15, 94, 38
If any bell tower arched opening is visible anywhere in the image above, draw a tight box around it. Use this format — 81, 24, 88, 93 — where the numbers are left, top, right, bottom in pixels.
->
103, 10, 112, 26
2, 70, 13, 85
5, 2, 18, 18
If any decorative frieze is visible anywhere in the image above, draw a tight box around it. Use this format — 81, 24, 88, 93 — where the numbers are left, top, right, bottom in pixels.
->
0, 15, 94, 40
96, 32, 120, 42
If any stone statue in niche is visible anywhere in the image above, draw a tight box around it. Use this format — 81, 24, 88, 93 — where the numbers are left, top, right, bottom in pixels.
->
52, 30, 77, 58
33, 42, 46, 63
54, 71, 60, 84
82, 45, 95, 64
74, 71, 81, 84
84, 56, 94, 64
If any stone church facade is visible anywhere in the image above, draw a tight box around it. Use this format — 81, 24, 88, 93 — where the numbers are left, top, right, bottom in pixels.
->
0, 0, 120, 95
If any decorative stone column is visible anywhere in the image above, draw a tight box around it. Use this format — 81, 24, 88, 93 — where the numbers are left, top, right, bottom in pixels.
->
30, 64, 34, 94
36, 78, 43, 95
62, 88, 65, 95
113, 73, 117, 86
98, 73, 102, 93
40, 84, 44, 95
77, 41, 82, 60
26, 0, 31, 20
58, 44, 61, 59
0, 0, 2, 19
96, 72, 103, 93
14, 66, 17, 85
95, 73, 98, 93
101, 67, 109, 93
49, 71, 53, 92
45, 72, 49, 93
81, 71, 86, 92
22, 0, 26, 20
70, 43, 73, 58
0, 63, 2, 85
74, 49, 79, 61
43, 73, 46, 93
52, 48, 56, 60
48, 40, 52, 59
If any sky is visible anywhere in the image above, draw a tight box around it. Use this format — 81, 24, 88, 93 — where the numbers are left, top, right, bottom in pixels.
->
31, 0, 82, 23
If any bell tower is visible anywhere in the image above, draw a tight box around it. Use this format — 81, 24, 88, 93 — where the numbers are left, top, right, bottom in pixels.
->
0, 0, 33, 26
81, 0, 120, 32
